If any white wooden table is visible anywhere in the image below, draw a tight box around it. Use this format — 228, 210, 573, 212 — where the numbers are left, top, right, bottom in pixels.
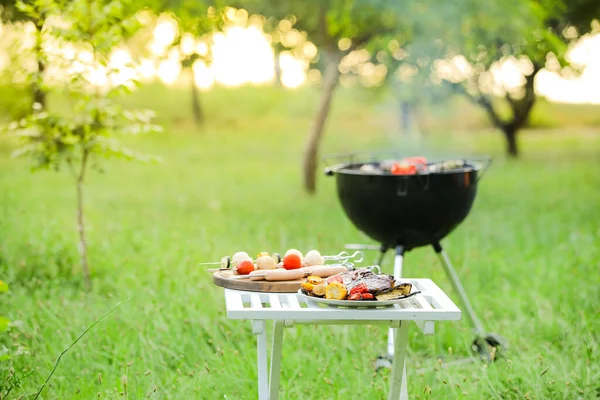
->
223, 278, 461, 400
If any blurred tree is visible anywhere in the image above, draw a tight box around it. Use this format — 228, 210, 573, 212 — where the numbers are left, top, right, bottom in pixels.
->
0, 0, 52, 109
2, 0, 162, 290
241, 0, 408, 194
432, 0, 600, 157
150, 0, 225, 127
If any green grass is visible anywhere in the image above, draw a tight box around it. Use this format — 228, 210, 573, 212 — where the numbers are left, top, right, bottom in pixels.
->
1, 83, 599, 399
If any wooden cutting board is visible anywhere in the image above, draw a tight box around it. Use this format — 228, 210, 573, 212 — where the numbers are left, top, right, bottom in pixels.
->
212, 270, 303, 293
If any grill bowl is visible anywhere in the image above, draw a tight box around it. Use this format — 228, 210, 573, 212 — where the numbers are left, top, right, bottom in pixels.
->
325, 160, 486, 250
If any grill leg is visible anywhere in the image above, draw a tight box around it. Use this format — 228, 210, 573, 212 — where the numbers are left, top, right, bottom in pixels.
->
433, 242, 508, 363
432, 242, 485, 336
377, 245, 388, 267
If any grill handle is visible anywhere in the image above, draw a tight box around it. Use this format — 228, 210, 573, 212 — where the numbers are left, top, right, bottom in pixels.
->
469, 156, 492, 183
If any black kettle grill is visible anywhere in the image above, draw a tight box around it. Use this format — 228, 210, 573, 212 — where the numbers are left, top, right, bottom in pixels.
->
324, 152, 505, 364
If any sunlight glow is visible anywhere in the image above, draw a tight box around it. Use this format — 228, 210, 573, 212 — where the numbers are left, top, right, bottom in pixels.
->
0, 15, 599, 103
210, 25, 275, 86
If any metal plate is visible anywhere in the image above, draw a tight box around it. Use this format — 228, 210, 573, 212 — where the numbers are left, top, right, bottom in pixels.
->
297, 288, 421, 308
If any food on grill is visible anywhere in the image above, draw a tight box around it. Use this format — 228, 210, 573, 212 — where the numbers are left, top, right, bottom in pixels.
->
325, 282, 348, 300
359, 164, 379, 173
391, 162, 417, 175
256, 255, 277, 270
374, 283, 413, 301
232, 252, 252, 265
307, 276, 325, 285
312, 283, 327, 296
304, 250, 324, 267
338, 269, 395, 293
236, 260, 255, 275
283, 253, 302, 270
354, 156, 472, 177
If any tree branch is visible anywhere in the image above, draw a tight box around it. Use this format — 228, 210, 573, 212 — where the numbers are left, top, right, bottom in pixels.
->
452, 82, 506, 130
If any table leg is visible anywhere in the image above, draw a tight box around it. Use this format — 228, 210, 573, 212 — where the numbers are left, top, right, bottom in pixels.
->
269, 320, 284, 400
254, 320, 269, 400
388, 321, 409, 400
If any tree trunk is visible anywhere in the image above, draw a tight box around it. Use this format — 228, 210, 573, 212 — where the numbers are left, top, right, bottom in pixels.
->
77, 152, 91, 290
274, 47, 282, 86
504, 127, 518, 157
32, 23, 46, 110
190, 68, 203, 127
302, 51, 341, 194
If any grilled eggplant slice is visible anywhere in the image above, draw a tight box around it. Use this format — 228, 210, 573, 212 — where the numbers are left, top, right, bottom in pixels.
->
375, 283, 412, 301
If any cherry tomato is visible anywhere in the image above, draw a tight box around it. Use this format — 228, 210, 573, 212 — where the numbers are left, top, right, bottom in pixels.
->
236, 260, 255, 275
282, 254, 302, 270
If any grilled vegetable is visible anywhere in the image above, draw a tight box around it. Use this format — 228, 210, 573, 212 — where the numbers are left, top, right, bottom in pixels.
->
326, 275, 344, 285
348, 293, 363, 301
349, 283, 369, 295
375, 283, 412, 301
312, 283, 327, 297
348, 292, 375, 301
325, 282, 348, 300
307, 276, 325, 285
301, 282, 314, 292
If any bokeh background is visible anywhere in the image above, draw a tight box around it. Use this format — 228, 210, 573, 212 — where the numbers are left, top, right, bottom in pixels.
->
0, 0, 599, 399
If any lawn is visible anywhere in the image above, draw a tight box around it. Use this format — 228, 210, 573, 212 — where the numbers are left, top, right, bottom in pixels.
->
0, 84, 599, 399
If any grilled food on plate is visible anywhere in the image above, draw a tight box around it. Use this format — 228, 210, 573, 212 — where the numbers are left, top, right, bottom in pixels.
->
300, 268, 415, 301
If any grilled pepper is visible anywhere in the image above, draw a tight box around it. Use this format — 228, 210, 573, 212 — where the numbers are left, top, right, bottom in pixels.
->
307, 276, 325, 285
349, 283, 369, 295
301, 282, 314, 292
325, 282, 348, 300
348, 293, 363, 301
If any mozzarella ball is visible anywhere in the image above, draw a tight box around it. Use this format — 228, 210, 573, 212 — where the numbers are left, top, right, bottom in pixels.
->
285, 249, 303, 259
304, 250, 324, 267
232, 251, 252, 265
256, 255, 277, 270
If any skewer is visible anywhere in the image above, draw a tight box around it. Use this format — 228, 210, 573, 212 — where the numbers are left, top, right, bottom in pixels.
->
199, 251, 364, 271
323, 251, 364, 264
197, 256, 231, 269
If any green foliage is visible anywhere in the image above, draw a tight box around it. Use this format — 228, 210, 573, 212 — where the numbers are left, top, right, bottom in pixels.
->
7, 104, 161, 173
2, 0, 162, 287
0, 280, 7, 335
242, 0, 410, 60
3, 0, 162, 174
